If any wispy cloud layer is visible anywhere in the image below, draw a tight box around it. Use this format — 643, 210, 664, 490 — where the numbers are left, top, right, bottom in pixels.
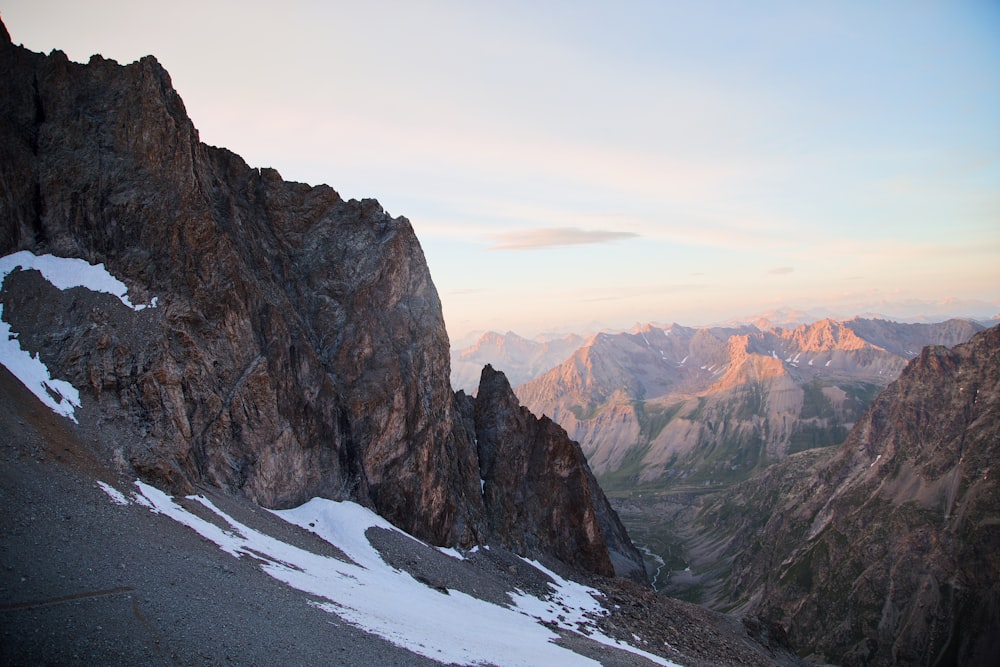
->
768, 266, 795, 275
487, 227, 639, 251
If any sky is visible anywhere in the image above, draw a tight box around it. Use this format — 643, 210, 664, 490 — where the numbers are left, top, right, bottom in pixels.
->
4, 1, 999, 341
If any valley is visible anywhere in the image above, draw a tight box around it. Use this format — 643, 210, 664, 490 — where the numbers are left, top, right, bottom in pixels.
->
457, 322, 1000, 664
455, 320, 989, 581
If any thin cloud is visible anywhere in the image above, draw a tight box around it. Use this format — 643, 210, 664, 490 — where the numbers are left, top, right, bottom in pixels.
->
581, 295, 625, 303
486, 227, 639, 251
768, 266, 794, 275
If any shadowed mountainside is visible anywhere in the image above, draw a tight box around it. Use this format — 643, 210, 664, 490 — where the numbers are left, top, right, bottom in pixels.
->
0, 19, 642, 580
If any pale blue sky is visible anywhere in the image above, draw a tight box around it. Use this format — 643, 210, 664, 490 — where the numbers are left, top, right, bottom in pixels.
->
5, 1, 998, 340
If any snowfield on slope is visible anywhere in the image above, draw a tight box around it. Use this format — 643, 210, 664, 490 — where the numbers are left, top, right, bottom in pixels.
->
0, 251, 156, 421
3, 248, 678, 664
104, 481, 679, 667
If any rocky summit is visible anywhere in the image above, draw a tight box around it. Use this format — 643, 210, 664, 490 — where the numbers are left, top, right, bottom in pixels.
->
0, 20, 642, 580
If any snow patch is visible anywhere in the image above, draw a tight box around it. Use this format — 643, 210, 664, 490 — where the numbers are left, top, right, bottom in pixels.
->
119, 481, 680, 666
0, 307, 82, 421
0, 251, 157, 422
435, 546, 466, 560
510, 557, 678, 666
0, 251, 150, 310
96, 481, 130, 506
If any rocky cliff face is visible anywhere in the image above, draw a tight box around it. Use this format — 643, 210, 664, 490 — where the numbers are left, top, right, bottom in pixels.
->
0, 22, 643, 580
458, 365, 645, 580
690, 325, 1000, 666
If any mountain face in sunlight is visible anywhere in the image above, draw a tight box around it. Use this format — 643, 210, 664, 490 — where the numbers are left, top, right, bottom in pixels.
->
514, 318, 983, 493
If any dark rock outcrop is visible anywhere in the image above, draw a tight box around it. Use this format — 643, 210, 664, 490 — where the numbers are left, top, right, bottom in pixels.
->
459, 365, 645, 580
0, 21, 643, 579
691, 325, 1000, 666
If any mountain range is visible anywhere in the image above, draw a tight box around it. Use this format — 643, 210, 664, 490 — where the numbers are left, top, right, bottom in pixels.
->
452, 329, 586, 393
456, 319, 999, 665
512, 318, 984, 493
459, 318, 996, 666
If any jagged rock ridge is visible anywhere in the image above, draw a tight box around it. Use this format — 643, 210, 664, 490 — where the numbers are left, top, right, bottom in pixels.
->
0, 21, 643, 580
457, 365, 644, 580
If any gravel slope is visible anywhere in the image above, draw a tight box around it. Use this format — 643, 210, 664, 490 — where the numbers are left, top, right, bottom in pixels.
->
1, 367, 797, 666
1, 368, 445, 666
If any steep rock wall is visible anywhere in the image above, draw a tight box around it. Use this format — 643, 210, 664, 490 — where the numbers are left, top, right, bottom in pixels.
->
0, 23, 643, 578
461, 365, 645, 581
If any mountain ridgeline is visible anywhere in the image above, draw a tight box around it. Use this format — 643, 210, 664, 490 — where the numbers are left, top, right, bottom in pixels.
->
513, 318, 984, 493
465, 319, 999, 665
0, 23, 644, 581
